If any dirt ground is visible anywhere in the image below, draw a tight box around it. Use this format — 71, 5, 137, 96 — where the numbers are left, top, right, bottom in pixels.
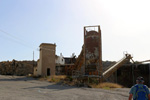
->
0, 75, 130, 100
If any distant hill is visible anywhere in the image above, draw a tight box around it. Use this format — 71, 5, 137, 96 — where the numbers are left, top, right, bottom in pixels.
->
102, 61, 116, 72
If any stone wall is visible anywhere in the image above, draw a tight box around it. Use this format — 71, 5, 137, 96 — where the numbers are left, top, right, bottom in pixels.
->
0, 60, 36, 76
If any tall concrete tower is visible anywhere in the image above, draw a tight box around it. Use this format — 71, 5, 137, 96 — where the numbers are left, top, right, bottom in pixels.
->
84, 25, 102, 77
39, 43, 56, 76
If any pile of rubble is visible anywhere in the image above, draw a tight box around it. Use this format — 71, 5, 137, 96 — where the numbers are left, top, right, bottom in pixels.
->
0, 60, 36, 76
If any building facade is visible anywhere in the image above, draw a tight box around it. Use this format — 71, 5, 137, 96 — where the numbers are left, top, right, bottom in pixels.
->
34, 43, 56, 76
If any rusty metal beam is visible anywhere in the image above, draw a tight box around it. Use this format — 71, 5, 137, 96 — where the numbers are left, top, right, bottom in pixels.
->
103, 54, 132, 79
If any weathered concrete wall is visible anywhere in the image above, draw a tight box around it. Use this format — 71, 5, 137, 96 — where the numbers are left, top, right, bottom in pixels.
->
40, 43, 56, 76
105, 63, 150, 87
34, 60, 41, 76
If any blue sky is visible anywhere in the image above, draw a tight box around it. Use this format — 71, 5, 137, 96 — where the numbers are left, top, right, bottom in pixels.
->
0, 0, 150, 61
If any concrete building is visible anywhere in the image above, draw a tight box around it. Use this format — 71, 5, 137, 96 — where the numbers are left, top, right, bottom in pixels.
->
55, 53, 65, 65
34, 43, 56, 76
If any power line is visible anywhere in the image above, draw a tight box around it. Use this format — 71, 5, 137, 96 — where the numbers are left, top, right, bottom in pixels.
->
0, 29, 26, 42
0, 29, 35, 49
0, 34, 34, 49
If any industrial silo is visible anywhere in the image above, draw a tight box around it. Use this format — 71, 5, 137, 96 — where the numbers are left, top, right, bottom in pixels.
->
84, 25, 102, 77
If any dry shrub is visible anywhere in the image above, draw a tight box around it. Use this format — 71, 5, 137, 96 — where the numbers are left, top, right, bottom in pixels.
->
90, 82, 123, 89
53, 75, 67, 79
47, 75, 75, 86
48, 75, 67, 83
63, 80, 75, 86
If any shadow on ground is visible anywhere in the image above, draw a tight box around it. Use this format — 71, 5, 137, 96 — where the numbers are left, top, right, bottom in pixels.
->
23, 83, 76, 91
0, 76, 35, 81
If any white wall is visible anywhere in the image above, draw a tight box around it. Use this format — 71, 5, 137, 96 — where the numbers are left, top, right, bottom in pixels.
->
55, 53, 65, 65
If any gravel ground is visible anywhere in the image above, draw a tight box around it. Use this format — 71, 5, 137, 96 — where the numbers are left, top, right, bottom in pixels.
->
0, 75, 130, 100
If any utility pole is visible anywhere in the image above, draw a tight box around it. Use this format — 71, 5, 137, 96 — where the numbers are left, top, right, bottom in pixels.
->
33, 51, 34, 68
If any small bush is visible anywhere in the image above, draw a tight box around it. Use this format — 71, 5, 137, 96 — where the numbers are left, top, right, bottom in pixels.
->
67, 76, 73, 82
89, 78, 99, 84
48, 75, 67, 83
90, 82, 123, 89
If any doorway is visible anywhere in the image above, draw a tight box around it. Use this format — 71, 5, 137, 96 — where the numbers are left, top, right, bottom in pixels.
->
47, 68, 51, 76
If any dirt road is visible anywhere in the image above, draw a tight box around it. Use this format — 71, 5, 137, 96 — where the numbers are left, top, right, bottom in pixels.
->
0, 75, 129, 100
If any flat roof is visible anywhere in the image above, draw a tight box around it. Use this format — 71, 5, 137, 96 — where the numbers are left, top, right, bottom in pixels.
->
39, 43, 56, 47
